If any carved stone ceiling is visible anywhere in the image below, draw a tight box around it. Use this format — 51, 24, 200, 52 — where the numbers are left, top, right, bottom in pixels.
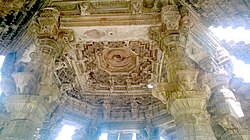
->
57, 37, 162, 95
183, 0, 250, 28
2, 0, 250, 130
181, 0, 250, 63
49, 1, 170, 124
52, 1, 164, 99
0, 0, 47, 54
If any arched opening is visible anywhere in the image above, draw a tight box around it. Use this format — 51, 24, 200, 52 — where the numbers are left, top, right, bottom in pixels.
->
56, 124, 77, 140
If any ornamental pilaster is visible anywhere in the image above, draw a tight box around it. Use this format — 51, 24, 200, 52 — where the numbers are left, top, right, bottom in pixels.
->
151, 2, 216, 140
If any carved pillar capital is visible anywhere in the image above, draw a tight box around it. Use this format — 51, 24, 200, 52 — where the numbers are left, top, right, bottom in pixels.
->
36, 38, 62, 58
0, 95, 53, 140
161, 3, 193, 33
3, 95, 51, 123
37, 7, 60, 39
208, 70, 230, 90
161, 33, 187, 52
198, 56, 220, 73
170, 98, 207, 118
171, 98, 216, 139
215, 47, 233, 74
152, 70, 211, 105
161, 4, 181, 31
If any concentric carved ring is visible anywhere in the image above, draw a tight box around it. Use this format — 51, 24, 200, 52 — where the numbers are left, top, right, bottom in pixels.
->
99, 48, 137, 74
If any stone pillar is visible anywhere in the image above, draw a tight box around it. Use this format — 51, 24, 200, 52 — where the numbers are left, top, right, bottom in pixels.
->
137, 129, 147, 140
203, 52, 250, 139
144, 115, 160, 140
150, 128, 160, 140
102, 100, 111, 120
0, 96, 51, 140
145, 127, 159, 140
86, 127, 99, 140
87, 109, 100, 140
0, 7, 65, 140
131, 99, 139, 119
152, 3, 216, 140
167, 70, 216, 140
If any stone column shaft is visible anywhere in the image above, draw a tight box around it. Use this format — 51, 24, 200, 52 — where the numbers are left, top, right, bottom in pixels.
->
0, 95, 51, 140
0, 7, 62, 140
198, 48, 248, 139
171, 98, 216, 140
161, 33, 216, 140
152, 3, 216, 140
208, 71, 248, 139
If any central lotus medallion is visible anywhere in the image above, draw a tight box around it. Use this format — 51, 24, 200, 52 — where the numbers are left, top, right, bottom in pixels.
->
99, 48, 137, 74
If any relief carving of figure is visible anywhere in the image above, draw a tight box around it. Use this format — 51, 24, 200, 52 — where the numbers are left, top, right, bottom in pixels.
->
161, 5, 181, 31
179, 7, 193, 32
177, 74, 197, 91
80, 3, 90, 16
131, 0, 143, 14
12, 72, 37, 95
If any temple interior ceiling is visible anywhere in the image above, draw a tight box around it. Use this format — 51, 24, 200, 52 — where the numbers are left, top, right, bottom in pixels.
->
48, 0, 170, 127
1, 0, 250, 139
0, 0, 248, 116
56, 40, 162, 95
1, 0, 250, 63
184, 0, 250, 28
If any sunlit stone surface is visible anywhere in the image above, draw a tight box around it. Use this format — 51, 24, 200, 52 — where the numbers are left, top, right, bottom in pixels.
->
0, 0, 250, 140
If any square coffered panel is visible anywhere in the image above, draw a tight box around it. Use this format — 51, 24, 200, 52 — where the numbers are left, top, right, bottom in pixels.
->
64, 40, 162, 94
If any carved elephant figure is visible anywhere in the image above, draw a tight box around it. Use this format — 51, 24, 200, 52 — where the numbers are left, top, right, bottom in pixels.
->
12, 72, 37, 95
